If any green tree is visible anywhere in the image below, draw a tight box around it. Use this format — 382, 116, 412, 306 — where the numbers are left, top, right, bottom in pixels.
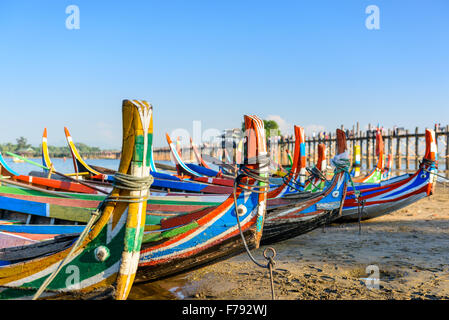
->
263, 120, 281, 137
241, 119, 281, 137
0, 137, 116, 158
16, 136, 31, 150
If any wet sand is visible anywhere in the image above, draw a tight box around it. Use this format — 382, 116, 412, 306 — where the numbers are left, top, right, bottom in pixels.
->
129, 183, 449, 300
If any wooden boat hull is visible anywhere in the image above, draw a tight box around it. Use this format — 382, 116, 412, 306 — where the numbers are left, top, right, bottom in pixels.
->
339, 128, 437, 222
340, 192, 426, 222
259, 129, 348, 245
262, 168, 347, 245
261, 209, 340, 245
135, 228, 258, 283
192, 176, 234, 187
150, 178, 233, 194
339, 169, 433, 221
137, 186, 266, 282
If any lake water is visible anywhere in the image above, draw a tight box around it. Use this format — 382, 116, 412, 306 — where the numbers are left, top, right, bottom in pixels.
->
3, 157, 121, 176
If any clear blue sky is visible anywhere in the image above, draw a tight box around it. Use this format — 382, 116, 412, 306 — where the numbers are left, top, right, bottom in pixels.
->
1, 0, 448, 148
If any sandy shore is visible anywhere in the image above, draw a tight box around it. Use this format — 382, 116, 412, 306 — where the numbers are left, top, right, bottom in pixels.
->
129, 184, 449, 300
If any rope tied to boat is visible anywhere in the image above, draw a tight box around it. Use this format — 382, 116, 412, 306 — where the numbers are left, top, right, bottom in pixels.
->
232, 154, 278, 300
234, 154, 270, 193
279, 164, 326, 193
102, 172, 154, 204
305, 166, 328, 191
331, 157, 359, 196
331, 156, 366, 234
280, 170, 305, 192
112, 171, 154, 192
357, 198, 366, 235
32, 171, 153, 300
418, 159, 447, 182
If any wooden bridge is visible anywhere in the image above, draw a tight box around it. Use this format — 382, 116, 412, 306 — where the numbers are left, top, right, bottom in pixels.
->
152, 123, 449, 177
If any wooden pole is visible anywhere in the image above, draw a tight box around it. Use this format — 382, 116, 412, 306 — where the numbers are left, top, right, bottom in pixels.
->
366, 124, 371, 171
446, 125, 449, 178
312, 136, 316, 165
47, 163, 54, 179
281, 136, 288, 167
306, 137, 310, 164
405, 129, 410, 171
330, 133, 336, 158
387, 128, 392, 158
351, 125, 355, 163
290, 134, 294, 156
221, 133, 225, 163
356, 122, 360, 139
371, 128, 376, 166
396, 130, 401, 172
415, 127, 419, 170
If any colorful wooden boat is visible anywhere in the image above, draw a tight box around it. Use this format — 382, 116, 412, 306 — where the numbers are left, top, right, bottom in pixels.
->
0, 120, 403, 231
299, 130, 438, 222
62, 127, 234, 194
0, 124, 331, 230
125, 128, 346, 249
41, 128, 53, 174
266, 125, 306, 200
303, 143, 327, 192
134, 114, 269, 282
339, 128, 437, 221
351, 129, 384, 183
260, 129, 349, 245
4, 123, 432, 251
0, 99, 153, 300
63, 127, 112, 182
0, 176, 233, 224
165, 133, 236, 187
0, 152, 98, 194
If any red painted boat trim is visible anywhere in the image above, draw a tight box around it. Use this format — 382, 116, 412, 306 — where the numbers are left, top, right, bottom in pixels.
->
14, 175, 97, 194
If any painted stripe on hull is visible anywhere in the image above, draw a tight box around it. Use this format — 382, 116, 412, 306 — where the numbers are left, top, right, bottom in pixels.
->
0, 224, 85, 234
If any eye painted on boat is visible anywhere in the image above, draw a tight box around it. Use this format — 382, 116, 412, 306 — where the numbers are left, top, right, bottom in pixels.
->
94, 246, 110, 262
420, 173, 427, 179
236, 204, 247, 216
332, 191, 339, 198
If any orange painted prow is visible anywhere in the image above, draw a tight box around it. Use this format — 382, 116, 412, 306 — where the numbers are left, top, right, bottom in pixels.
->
317, 143, 326, 171
336, 129, 347, 155
375, 129, 384, 169
166, 133, 182, 176
165, 133, 173, 145
289, 126, 301, 174
64, 126, 71, 138
424, 129, 437, 162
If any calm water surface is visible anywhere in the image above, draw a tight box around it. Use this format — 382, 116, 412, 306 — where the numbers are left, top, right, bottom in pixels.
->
4, 157, 120, 176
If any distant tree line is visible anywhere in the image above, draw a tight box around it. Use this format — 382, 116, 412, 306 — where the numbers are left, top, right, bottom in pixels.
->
0, 137, 104, 158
